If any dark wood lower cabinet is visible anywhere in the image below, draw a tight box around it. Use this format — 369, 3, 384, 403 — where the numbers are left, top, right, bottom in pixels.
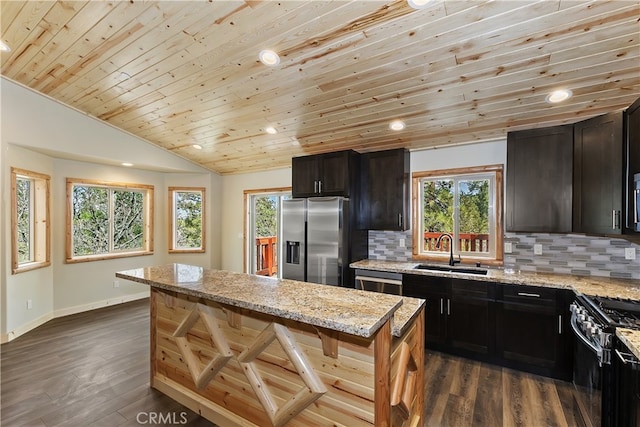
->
495, 285, 573, 380
403, 275, 496, 362
402, 274, 573, 381
448, 280, 495, 357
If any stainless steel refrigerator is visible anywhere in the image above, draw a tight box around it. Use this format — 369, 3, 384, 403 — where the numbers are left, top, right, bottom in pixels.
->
281, 197, 349, 286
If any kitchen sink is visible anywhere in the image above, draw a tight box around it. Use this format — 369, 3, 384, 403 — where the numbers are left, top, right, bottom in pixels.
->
414, 264, 488, 275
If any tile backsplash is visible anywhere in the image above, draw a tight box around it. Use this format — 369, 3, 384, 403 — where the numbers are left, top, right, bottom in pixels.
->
368, 230, 640, 280
368, 230, 413, 261
504, 233, 639, 280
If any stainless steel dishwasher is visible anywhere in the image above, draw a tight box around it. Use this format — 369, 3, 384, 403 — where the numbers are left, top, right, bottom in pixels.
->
354, 269, 403, 295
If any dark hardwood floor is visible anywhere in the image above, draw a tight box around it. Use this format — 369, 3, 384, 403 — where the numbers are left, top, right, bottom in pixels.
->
422, 350, 585, 427
1, 299, 584, 427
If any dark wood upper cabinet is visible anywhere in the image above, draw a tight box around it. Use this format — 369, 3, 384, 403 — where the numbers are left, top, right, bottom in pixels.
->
506, 125, 573, 233
361, 149, 410, 230
624, 97, 640, 234
291, 150, 359, 198
573, 112, 623, 235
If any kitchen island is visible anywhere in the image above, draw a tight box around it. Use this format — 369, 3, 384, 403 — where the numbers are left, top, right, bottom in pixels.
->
117, 264, 425, 427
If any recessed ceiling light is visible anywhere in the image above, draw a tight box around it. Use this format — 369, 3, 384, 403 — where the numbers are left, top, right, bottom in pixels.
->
407, 0, 431, 9
121, 162, 133, 167
545, 89, 573, 104
0, 41, 11, 52
258, 50, 280, 66
389, 120, 406, 131
192, 144, 203, 150
265, 126, 277, 134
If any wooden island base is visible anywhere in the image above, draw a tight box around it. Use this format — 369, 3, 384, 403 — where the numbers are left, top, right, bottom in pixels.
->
150, 288, 424, 426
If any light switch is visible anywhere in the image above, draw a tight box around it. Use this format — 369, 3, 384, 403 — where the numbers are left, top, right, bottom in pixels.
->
504, 242, 512, 253
399, 238, 405, 247
534, 244, 542, 255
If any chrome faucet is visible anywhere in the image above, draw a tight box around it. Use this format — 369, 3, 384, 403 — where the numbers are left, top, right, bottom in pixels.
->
435, 233, 461, 266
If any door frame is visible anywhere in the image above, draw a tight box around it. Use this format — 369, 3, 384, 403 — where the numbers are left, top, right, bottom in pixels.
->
243, 187, 292, 276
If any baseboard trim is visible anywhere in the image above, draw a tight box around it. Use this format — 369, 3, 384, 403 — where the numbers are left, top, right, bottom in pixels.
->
1, 311, 54, 344
53, 291, 150, 318
1, 291, 150, 344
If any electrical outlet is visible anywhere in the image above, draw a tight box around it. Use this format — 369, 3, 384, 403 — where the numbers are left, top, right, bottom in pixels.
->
534, 244, 543, 255
504, 242, 513, 253
399, 238, 405, 247
625, 247, 636, 260
27, 299, 33, 310
113, 280, 120, 288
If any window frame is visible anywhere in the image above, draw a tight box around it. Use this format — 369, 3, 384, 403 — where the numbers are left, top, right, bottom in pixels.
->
412, 164, 504, 266
168, 187, 206, 254
66, 178, 154, 263
11, 167, 51, 274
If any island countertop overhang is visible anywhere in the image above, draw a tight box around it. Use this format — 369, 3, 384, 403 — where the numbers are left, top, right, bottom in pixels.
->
116, 263, 420, 339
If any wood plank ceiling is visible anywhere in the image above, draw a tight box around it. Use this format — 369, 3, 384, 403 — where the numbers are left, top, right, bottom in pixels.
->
1, 0, 639, 175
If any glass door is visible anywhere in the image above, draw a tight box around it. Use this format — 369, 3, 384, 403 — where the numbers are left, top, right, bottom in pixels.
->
247, 191, 291, 277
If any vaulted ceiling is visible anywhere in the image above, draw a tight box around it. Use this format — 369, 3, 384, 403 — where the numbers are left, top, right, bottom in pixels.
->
1, 1, 639, 175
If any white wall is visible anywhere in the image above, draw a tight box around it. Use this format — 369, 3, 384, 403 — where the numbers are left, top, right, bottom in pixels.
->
1, 78, 222, 342
1, 77, 205, 173
3, 145, 56, 341
220, 168, 292, 273
411, 140, 506, 172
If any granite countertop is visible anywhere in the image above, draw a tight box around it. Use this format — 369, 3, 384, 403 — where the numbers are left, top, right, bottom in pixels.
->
351, 259, 640, 300
616, 328, 640, 360
117, 264, 424, 339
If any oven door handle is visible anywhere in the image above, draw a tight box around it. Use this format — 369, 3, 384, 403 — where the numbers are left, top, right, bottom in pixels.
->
570, 313, 604, 364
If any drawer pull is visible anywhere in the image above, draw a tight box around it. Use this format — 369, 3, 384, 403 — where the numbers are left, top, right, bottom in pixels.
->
558, 315, 562, 334
517, 292, 540, 298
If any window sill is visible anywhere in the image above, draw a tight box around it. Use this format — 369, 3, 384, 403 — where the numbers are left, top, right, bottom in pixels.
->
65, 251, 153, 264
168, 248, 205, 254
12, 261, 51, 275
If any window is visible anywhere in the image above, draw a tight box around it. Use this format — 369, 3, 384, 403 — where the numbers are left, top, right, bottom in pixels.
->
11, 168, 51, 274
412, 165, 503, 264
66, 179, 153, 262
168, 187, 205, 253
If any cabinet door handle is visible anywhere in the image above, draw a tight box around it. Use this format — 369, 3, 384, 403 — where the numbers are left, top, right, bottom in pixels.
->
440, 298, 443, 315
318, 180, 322, 193
634, 190, 638, 223
398, 213, 402, 228
612, 210, 620, 229
517, 292, 540, 298
314, 180, 318, 193
558, 315, 562, 334
447, 299, 450, 316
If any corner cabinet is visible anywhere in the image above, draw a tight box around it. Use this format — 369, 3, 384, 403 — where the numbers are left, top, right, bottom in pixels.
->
573, 112, 624, 235
361, 149, 410, 230
291, 150, 360, 198
506, 125, 573, 233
